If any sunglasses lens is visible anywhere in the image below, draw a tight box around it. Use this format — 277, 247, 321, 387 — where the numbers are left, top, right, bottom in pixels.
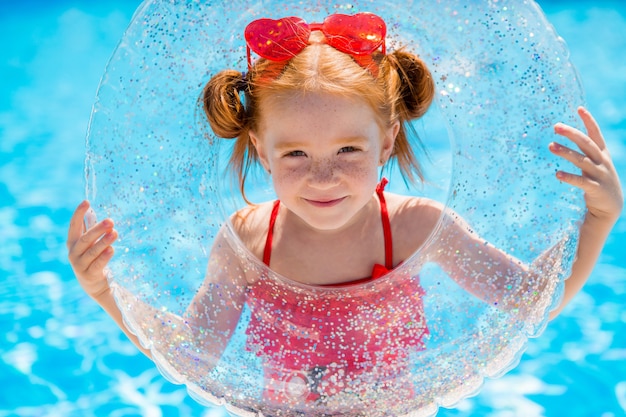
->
323, 13, 386, 55
245, 17, 310, 61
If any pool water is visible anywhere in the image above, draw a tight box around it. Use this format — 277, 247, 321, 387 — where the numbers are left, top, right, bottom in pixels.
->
1, 1, 624, 416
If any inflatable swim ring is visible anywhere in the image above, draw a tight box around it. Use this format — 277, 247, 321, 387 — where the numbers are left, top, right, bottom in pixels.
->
85, 0, 585, 415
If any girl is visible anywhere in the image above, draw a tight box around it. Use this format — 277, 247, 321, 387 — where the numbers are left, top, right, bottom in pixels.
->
68, 12, 622, 412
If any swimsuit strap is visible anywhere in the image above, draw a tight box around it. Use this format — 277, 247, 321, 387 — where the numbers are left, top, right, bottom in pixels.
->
263, 199, 281, 266
262, 179, 393, 269
376, 178, 394, 270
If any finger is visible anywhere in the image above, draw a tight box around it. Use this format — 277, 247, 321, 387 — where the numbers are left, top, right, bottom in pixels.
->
70, 217, 116, 260
90, 246, 115, 273
71, 228, 118, 271
67, 200, 90, 249
553, 122, 603, 165
578, 106, 606, 150
549, 141, 597, 173
555, 170, 598, 193
83, 233, 117, 273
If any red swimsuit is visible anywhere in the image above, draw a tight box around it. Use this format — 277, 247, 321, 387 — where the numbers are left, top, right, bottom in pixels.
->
245, 180, 429, 404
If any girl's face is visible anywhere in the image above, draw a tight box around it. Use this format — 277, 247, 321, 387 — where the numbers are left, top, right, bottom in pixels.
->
250, 92, 398, 231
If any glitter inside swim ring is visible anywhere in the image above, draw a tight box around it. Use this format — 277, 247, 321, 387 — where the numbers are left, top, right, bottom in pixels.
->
85, 1, 585, 416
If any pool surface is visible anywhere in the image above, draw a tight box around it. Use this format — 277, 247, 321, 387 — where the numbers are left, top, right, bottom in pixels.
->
0, 1, 625, 416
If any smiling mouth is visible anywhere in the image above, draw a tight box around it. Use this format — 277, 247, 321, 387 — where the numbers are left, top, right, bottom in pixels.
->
304, 197, 346, 208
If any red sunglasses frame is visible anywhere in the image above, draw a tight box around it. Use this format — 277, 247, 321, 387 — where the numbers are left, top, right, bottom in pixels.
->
244, 13, 387, 69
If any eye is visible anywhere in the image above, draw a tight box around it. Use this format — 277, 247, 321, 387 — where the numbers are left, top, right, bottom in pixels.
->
338, 146, 359, 154
285, 150, 307, 157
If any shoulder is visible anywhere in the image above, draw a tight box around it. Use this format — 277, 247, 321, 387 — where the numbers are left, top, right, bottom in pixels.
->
383, 193, 445, 260
384, 192, 444, 225
229, 201, 276, 259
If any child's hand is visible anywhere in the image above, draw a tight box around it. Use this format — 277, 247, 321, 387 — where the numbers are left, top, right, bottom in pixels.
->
67, 200, 118, 300
549, 107, 623, 225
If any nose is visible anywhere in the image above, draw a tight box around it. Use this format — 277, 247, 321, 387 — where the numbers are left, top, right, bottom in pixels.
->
308, 158, 340, 189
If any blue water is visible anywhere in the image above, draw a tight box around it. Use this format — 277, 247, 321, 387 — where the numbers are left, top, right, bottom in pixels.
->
1, 1, 624, 416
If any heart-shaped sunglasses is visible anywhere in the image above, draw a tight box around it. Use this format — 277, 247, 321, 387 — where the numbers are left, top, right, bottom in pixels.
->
244, 13, 387, 69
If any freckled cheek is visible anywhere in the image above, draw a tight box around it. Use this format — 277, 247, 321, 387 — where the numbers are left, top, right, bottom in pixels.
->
271, 165, 308, 202
272, 163, 309, 185
335, 159, 378, 182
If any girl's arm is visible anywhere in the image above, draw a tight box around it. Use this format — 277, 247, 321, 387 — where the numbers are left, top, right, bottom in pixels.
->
67, 200, 151, 356
183, 225, 248, 363
546, 107, 623, 317
67, 202, 247, 361
432, 107, 623, 319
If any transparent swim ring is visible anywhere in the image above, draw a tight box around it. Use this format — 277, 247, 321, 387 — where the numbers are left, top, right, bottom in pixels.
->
85, 0, 585, 416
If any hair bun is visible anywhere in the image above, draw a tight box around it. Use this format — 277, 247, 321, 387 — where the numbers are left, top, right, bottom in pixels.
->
388, 50, 435, 120
202, 69, 248, 139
